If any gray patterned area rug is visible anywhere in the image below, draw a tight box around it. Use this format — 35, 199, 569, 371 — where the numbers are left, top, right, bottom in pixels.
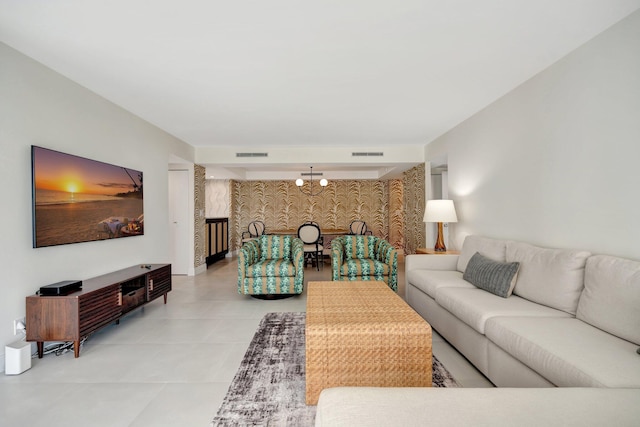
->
211, 312, 459, 427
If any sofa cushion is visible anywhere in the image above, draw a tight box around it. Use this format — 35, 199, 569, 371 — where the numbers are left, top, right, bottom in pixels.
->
248, 259, 296, 277
339, 259, 390, 277
406, 270, 474, 299
577, 255, 640, 346
485, 316, 640, 387
435, 288, 570, 334
457, 235, 507, 273
507, 242, 590, 315
463, 252, 520, 298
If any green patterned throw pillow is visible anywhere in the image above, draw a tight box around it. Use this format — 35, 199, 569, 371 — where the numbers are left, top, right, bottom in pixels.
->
463, 252, 520, 298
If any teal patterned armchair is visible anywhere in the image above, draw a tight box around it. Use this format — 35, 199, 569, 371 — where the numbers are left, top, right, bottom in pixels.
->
238, 235, 305, 296
331, 235, 398, 292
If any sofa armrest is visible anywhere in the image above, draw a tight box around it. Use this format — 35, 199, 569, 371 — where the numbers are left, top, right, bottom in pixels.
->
374, 239, 392, 263
375, 239, 398, 291
331, 237, 345, 280
291, 237, 304, 273
316, 387, 640, 427
237, 240, 261, 292
405, 254, 459, 272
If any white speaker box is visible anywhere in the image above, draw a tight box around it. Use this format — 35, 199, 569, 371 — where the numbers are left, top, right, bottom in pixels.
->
5, 340, 32, 375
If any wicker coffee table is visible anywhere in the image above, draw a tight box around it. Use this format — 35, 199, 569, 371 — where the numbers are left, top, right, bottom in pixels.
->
305, 280, 432, 405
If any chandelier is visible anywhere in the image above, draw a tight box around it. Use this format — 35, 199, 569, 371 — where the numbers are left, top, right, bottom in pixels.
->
295, 166, 328, 196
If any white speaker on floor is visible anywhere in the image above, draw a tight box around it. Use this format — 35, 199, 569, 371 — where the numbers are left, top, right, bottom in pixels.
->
5, 340, 31, 375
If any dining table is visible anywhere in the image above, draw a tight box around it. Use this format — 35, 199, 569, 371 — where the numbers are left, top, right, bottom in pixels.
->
268, 228, 350, 265
268, 228, 350, 236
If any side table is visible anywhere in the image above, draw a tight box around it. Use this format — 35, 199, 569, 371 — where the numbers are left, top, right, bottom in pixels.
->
416, 248, 460, 255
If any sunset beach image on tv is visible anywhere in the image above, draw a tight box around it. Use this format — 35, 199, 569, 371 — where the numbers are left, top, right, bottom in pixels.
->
32, 146, 144, 248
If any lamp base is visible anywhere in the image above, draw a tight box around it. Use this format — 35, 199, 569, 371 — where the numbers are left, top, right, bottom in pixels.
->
434, 222, 447, 252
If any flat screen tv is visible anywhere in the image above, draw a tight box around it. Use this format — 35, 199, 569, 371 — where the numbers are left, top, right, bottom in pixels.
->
31, 146, 144, 248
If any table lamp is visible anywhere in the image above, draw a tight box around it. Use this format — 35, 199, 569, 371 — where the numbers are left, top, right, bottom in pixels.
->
423, 200, 458, 252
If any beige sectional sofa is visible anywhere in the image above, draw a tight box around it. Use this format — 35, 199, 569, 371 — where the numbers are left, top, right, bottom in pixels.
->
315, 236, 640, 426
315, 387, 640, 426
404, 235, 640, 388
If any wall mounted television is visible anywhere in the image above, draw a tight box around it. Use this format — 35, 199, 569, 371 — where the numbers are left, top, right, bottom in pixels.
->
31, 146, 144, 248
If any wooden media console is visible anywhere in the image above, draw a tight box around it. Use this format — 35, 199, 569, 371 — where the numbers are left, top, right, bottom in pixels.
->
26, 264, 171, 358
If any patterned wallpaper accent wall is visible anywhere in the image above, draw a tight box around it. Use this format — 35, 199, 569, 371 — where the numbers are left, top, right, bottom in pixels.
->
194, 164, 206, 268
230, 180, 392, 251
388, 179, 405, 254
403, 163, 426, 255
205, 179, 231, 218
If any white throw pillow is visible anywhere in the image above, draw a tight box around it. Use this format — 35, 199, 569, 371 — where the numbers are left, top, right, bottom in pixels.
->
507, 241, 590, 315
457, 235, 507, 273
577, 255, 640, 346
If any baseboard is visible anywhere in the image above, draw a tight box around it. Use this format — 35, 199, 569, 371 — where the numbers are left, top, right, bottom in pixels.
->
193, 263, 207, 276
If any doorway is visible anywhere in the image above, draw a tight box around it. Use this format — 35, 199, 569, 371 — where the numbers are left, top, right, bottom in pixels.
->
169, 169, 190, 275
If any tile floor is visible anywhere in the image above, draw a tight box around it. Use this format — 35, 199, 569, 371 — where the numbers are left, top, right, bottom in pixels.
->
0, 257, 492, 427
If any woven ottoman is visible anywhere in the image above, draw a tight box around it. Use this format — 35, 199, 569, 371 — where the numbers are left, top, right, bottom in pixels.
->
305, 280, 432, 405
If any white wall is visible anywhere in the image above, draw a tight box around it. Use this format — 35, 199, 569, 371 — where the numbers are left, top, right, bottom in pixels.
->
426, 10, 640, 259
0, 43, 194, 370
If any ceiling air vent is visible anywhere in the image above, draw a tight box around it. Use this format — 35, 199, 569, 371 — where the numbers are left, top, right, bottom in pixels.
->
236, 152, 268, 158
352, 152, 384, 157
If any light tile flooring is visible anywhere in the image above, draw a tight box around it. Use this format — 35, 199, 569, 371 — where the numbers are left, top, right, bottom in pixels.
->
0, 257, 492, 427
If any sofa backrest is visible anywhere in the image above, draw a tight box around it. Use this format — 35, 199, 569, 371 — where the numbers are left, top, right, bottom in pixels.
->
257, 235, 296, 260
577, 255, 640, 346
457, 235, 507, 272
338, 235, 379, 260
507, 242, 590, 315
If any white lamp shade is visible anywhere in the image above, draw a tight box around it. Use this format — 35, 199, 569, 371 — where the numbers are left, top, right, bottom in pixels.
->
295, 178, 304, 187
319, 178, 328, 187
423, 200, 458, 223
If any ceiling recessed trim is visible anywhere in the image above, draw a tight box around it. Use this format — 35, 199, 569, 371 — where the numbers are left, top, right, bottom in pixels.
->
236, 152, 269, 158
352, 152, 384, 157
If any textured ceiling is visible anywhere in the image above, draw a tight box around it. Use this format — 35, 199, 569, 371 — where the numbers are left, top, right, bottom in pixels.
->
2, 1, 639, 151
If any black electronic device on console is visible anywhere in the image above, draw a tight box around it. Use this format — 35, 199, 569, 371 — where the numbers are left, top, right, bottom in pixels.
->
39, 280, 83, 296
